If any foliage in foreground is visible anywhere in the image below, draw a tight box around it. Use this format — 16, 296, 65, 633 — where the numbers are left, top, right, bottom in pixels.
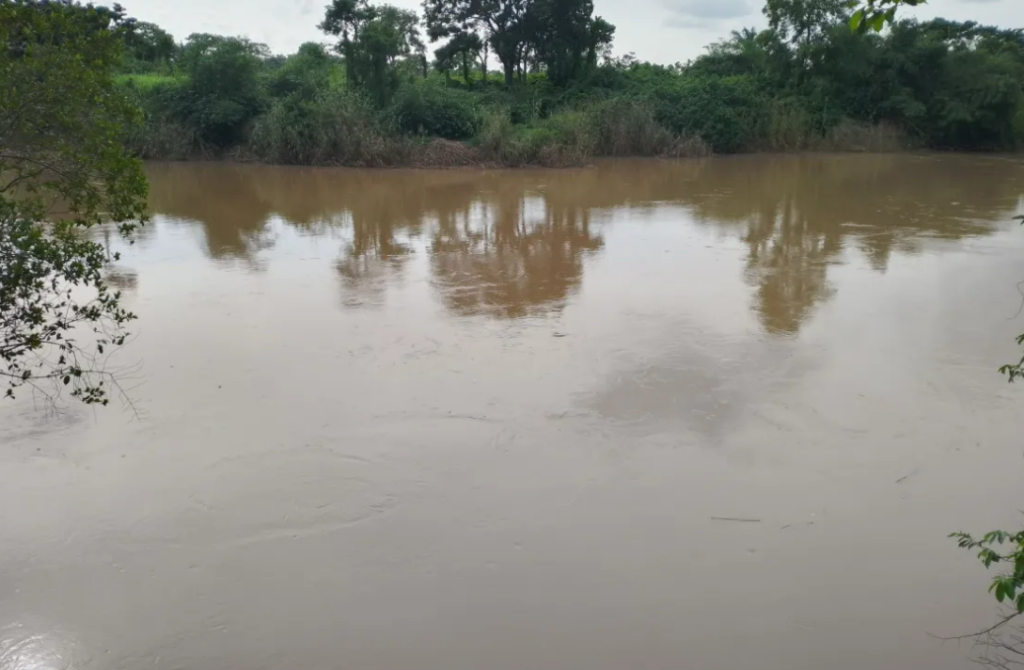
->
1, 0, 148, 405
951, 530, 1024, 616
946, 215, 1024, 650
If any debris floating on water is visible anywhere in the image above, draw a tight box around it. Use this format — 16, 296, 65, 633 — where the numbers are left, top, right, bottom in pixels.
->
895, 468, 921, 484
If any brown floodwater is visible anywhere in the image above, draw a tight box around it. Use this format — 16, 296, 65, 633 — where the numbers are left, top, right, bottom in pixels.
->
2, 154, 1024, 670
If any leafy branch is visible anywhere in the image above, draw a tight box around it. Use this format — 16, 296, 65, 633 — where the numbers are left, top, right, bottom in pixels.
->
951, 530, 1024, 615
999, 216, 1024, 382
847, 0, 926, 32
1, 1, 148, 407
942, 213, 1024, 643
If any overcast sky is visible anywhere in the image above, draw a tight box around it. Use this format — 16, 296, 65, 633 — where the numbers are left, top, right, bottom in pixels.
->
123, 0, 1024, 65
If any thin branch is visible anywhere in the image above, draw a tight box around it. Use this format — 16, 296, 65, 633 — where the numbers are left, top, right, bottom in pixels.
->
1011, 280, 1024, 321
0, 154, 75, 186
931, 612, 1024, 642
0, 166, 46, 194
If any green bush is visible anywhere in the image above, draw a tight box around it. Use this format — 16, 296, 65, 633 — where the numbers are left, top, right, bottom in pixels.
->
171, 38, 267, 148
119, 78, 198, 158
114, 73, 179, 91
586, 98, 674, 156
645, 75, 766, 153
475, 109, 529, 164
124, 117, 196, 160
475, 109, 592, 166
391, 82, 480, 139
758, 99, 818, 151
266, 42, 334, 99
250, 90, 410, 166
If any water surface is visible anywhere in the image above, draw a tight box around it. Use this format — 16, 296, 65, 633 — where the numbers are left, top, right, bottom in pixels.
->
3, 155, 1024, 670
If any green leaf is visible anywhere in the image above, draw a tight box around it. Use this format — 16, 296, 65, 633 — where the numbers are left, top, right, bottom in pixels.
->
849, 9, 865, 30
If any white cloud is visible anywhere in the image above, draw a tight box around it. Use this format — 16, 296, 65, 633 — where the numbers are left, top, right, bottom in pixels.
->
663, 0, 754, 28
120, 0, 1024, 66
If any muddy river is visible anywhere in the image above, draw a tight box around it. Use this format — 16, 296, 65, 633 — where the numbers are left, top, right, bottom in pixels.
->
2, 154, 1024, 670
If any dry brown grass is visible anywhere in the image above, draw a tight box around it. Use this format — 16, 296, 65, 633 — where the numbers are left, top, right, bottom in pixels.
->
663, 136, 712, 158
817, 120, 911, 152
588, 99, 675, 157
416, 139, 481, 167
536, 143, 592, 167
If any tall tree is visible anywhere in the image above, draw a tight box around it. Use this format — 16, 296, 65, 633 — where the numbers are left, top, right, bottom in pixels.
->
528, 0, 613, 86
321, 0, 423, 104
763, 0, 846, 81
1, 0, 148, 405
122, 20, 176, 70
764, 0, 846, 47
434, 30, 483, 84
422, 0, 531, 85
320, 0, 375, 86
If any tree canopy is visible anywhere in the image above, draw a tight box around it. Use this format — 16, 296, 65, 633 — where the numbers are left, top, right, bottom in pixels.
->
421, 0, 612, 84
107, 0, 1024, 163
321, 0, 425, 104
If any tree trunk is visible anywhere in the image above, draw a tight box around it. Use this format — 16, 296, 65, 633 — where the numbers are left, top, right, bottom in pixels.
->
503, 59, 514, 86
342, 39, 355, 89
481, 40, 488, 84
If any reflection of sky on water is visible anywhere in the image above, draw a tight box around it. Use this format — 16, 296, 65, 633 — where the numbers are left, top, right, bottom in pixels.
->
0, 621, 81, 670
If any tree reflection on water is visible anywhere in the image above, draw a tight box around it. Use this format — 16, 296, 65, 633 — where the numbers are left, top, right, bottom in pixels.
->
144, 155, 1024, 333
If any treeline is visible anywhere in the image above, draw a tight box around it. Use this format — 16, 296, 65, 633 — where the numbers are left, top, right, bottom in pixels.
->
114, 0, 1024, 165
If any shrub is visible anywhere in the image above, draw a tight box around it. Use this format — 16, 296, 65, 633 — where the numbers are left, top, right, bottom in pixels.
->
820, 120, 909, 152
476, 109, 592, 166
119, 78, 199, 158
644, 75, 766, 153
587, 98, 674, 156
391, 81, 480, 139
476, 109, 531, 165
756, 99, 818, 151
171, 38, 267, 148
124, 119, 196, 160
266, 42, 334, 99
249, 90, 411, 166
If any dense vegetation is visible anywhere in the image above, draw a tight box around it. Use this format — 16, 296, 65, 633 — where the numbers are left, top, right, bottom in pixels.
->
114, 0, 1024, 166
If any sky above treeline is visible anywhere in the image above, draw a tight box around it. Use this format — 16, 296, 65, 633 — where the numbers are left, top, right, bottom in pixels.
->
124, 0, 1024, 65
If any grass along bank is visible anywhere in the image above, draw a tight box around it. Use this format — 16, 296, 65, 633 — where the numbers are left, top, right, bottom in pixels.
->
122, 77, 911, 167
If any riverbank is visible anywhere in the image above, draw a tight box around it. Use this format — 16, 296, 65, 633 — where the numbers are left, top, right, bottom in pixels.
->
116, 10, 1024, 169
125, 88, 914, 168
